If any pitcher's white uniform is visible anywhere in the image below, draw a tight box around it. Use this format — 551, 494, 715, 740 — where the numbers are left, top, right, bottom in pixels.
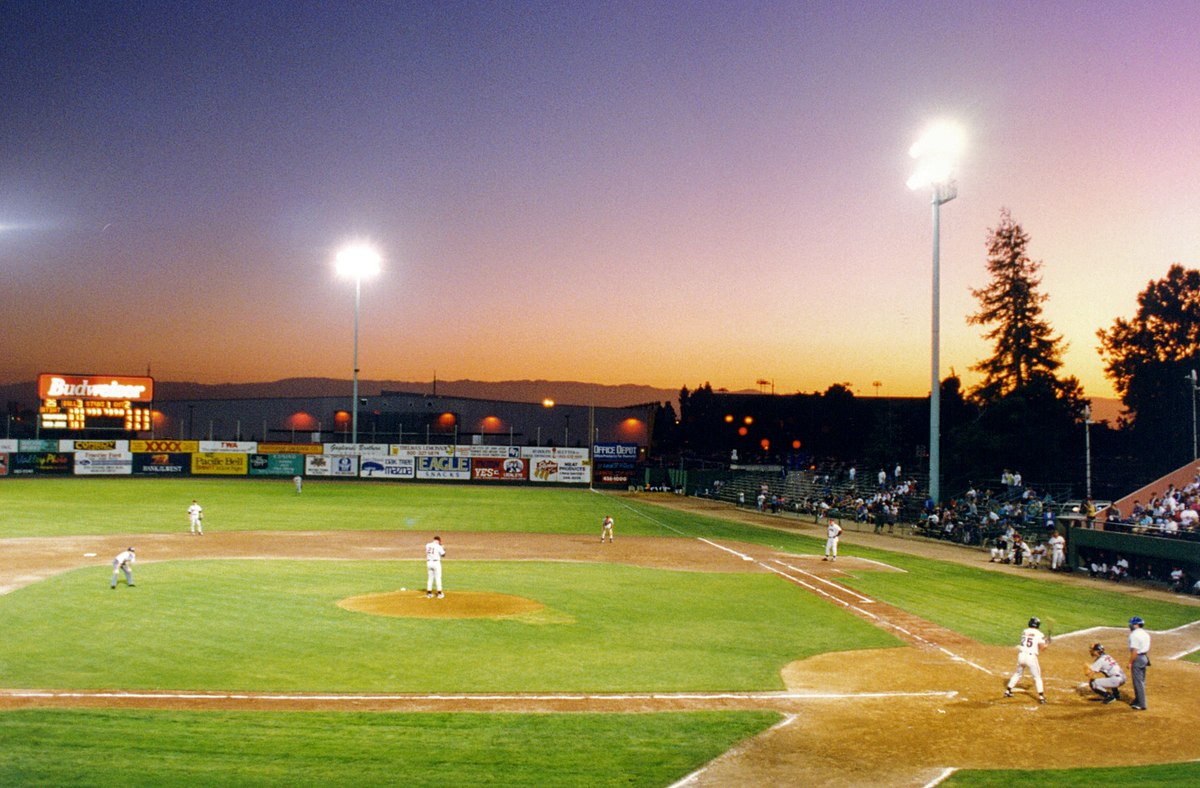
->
111, 547, 136, 588
824, 519, 843, 561
425, 536, 446, 598
187, 500, 203, 535
1005, 620, 1048, 702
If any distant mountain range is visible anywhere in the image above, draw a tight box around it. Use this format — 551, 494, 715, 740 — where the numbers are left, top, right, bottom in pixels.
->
0, 376, 1124, 421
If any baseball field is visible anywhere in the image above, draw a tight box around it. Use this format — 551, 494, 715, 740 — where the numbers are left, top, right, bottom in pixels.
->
2, 477, 1199, 786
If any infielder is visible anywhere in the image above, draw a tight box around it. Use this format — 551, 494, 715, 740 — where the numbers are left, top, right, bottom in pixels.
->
187, 499, 204, 535
111, 547, 136, 589
823, 518, 843, 561
1005, 616, 1049, 704
1084, 642, 1126, 704
425, 536, 446, 598
600, 515, 614, 543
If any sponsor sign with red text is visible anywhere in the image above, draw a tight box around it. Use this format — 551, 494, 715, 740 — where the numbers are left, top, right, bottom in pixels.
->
471, 457, 527, 481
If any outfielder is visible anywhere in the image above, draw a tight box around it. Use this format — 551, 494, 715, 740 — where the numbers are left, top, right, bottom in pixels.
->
187, 499, 204, 535
111, 547, 136, 589
1005, 616, 1049, 704
601, 515, 614, 543
823, 518, 843, 561
425, 536, 446, 598
1085, 642, 1126, 704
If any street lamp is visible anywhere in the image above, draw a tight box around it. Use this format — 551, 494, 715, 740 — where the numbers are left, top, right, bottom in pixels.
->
335, 243, 382, 445
1083, 404, 1094, 500
1186, 370, 1199, 460
908, 120, 964, 506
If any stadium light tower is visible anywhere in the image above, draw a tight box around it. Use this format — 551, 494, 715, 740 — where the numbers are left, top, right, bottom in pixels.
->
335, 243, 382, 445
908, 120, 964, 506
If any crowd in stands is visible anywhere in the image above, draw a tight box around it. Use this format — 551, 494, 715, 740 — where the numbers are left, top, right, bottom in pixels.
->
1101, 477, 1200, 540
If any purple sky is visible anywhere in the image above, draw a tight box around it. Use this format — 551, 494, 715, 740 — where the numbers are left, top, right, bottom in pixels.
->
2, 1, 1197, 398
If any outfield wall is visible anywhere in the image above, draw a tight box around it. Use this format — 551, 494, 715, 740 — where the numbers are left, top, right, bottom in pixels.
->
0, 438, 617, 486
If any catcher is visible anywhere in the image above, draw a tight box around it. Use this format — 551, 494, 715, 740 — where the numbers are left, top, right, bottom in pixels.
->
1084, 642, 1126, 704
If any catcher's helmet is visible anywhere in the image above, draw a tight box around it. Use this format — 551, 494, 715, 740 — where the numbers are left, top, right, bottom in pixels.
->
1090, 642, 1105, 655
1129, 616, 1144, 628
1028, 616, 1041, 629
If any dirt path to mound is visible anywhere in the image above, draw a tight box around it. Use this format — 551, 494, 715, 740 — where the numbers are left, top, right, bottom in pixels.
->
3, 494, 1200, 787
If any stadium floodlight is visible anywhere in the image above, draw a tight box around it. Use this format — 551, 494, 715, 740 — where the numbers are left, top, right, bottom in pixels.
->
335, 243, 382, 446
908, 120, 963, 506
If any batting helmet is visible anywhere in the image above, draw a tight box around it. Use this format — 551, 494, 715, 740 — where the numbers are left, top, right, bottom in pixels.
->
1129, 616, 1144, 628
1028, 617, 1041, 629
1090, 643, 1105, 655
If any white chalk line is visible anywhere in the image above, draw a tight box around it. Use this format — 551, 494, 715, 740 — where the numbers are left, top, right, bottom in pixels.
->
772, 559, 875, 604
666, 712, 800, 788
1, 689, 957, 703
922, 767, 959, 788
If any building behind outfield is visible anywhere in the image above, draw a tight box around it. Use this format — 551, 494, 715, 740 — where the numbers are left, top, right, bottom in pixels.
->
152, 389, 653, 451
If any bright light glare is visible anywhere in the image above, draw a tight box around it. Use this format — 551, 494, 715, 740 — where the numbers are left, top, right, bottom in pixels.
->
907, 120, 965, 190
335, 244, 382, 279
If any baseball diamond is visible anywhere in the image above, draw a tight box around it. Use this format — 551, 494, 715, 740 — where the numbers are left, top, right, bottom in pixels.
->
2, 482, 1200, 786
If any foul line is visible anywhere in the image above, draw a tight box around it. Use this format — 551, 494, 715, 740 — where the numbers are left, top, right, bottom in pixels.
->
667, 713, 799, 788
922, 767, 959, 788
1, 689, 957, 703
772, 559, 875, 604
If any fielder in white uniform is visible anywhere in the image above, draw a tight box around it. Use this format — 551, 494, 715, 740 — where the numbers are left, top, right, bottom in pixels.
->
1085, 642, 1126, 704
425, 536, 446, 598
111, 547, 136, 589
1049, 532, 1066, 570
824, 519, 843, 561
293, 475, 303, 494
601, 515, 614, 543
1005, 616, 1049, 703
187, 499, 203, 535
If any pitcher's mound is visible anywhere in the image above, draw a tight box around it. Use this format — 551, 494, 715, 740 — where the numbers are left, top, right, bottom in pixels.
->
339, 590, 544, 619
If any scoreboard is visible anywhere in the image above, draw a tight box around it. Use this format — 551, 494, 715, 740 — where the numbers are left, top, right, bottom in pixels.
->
37, 373, 154, 432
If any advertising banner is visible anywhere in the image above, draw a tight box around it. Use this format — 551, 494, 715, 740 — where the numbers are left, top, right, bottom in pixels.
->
460, 445, 523, 459
74, 451, 133, 475
523, 446, 590, 461
593, 442, 639, 463
471, 456, 527, 481
416, 455, 471, 480
134, 452, 190, 475
19, 439, 59, 453
529, 457, 591, 484
38, 373, 154, 402
305, 455, 332, 476
325, 443, 390, 458
0, 454, 8, 475
249, 454, 305, 476
11, 452, 72, 475
257, 442, 323, 455
199, 440, 257, 454
0, 439, 17, 453
329, 455, 359, 477
360, 457, 416, 479
595, 471, 633, 486
191, 453, 249, 475
390, 444, 456, 458
131, 439, 200, 453
61, 440, 130, 453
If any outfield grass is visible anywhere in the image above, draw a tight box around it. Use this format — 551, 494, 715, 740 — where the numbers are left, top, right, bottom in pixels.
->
0, 559, 899, 692
0, 708, 780, 787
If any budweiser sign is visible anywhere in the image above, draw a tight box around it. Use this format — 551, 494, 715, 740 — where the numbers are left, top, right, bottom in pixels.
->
38, 374, 154, 402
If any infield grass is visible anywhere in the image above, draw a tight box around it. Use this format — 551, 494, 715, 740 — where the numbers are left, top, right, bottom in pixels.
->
0, 708, 779, 787
0, 559, 898, 692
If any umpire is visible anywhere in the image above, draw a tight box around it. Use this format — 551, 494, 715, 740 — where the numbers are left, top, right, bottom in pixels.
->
1127, 616, 1151, 710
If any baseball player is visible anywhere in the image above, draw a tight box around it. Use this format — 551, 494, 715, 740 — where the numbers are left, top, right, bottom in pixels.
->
600, 515, 614, 543
425, 536, 446, 598
1005, 616, 1049, 704
293, 475, 303, 494
1084, 642, 1126, 704
187, 499, 204, 535
823, 518, 843, 561
111, 547, 136, 589
1049, 531, 1066, 570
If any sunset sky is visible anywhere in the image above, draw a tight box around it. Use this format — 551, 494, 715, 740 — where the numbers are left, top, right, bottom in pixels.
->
3, 2, 1197, 399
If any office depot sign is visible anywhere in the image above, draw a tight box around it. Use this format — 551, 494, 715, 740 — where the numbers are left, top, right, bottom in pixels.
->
38, 374, 154, 402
